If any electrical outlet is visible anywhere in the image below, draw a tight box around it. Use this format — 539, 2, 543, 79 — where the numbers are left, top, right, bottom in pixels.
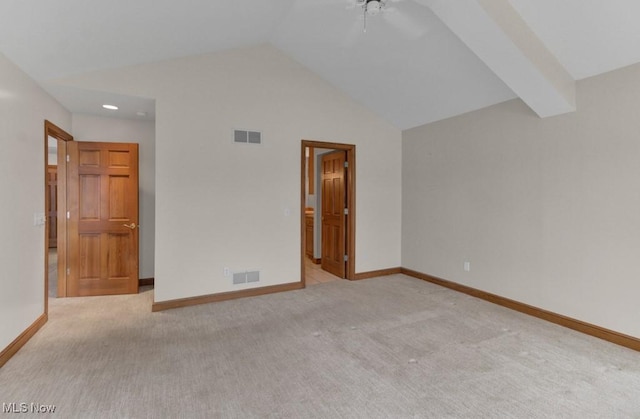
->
223, 267, 230, 277
464, 261, 471, 272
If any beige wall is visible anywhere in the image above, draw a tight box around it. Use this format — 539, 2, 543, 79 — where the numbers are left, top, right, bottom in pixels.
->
4, 36, 638, 353
71, 114, 155, 279
57, 45, 402, 303
0, 53, 71, 350
403, 63, 640, 338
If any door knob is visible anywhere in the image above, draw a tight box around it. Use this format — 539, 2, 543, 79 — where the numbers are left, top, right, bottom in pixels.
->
123, 223, 138, 230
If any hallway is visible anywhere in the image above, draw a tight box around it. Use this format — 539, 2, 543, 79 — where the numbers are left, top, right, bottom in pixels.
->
304, 257, 341, 286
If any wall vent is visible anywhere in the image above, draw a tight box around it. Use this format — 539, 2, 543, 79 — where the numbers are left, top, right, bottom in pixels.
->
233, 272, 247, 285
232, 270, 261, 284
234, 129, 262, 145
246, 271, 260, 283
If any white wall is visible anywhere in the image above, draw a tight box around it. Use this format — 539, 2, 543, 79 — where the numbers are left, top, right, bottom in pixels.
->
71, 114, 155, 279
56, 45, 402, 302
0, 53, 71, 350
403, 63, 640, 338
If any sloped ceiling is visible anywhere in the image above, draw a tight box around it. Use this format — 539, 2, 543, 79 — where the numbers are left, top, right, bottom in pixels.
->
1, 0, 639, 129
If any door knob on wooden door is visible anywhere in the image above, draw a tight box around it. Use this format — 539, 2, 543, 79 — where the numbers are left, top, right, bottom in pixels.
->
123, 223, 139, 230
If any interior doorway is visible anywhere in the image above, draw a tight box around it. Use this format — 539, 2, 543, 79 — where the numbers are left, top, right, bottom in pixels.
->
44, 122, 141, 302
44, 121, 73, 312
46, 142, 58, 299
300, 140, 356, 286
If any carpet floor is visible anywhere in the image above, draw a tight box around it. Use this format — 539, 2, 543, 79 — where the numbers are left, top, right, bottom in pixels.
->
1, 274, 639, 418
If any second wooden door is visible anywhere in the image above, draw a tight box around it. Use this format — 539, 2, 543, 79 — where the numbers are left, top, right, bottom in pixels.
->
66, 141, 139, 296
321, 151, 346, 278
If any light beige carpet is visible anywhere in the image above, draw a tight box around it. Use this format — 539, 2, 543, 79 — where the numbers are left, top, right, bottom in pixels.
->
1, 275, 639, 418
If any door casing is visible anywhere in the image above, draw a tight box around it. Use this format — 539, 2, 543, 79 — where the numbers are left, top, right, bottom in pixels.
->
301, 140, 355, 285
44, 121, 73, 311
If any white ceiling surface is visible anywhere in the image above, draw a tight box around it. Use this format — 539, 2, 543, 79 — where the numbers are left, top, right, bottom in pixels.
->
509, 0, 640, 80
43, 84, 156, 121
272, 0, 516, 129
1, 0, 640, 129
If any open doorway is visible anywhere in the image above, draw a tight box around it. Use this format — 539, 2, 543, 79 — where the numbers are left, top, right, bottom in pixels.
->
46, 136, 58, 299
300, 140, 356, 286
44, 121, 73, 312
44, 119, 146, 302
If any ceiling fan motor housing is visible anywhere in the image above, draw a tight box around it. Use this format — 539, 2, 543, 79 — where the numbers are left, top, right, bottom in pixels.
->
364, 0, 384, 14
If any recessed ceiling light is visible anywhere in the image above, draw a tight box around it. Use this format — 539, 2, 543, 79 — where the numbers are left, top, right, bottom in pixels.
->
102, 104, 118, 110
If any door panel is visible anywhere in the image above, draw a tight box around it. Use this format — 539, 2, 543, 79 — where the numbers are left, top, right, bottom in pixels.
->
80, 175, 100, 219
321, 151, 346, 278
79, 234, 100, 279
67, 141, 139, 296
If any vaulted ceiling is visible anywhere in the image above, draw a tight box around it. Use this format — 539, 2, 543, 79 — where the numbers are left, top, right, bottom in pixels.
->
1, 0, 640, 129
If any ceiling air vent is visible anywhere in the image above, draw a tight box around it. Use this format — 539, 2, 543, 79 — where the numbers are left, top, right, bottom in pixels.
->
234, 129, 262, 145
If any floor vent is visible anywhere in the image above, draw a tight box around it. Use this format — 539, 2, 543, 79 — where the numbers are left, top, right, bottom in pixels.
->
234, 129, 262, 145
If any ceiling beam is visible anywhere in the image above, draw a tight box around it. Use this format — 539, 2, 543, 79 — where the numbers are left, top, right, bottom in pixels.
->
416, 0, 575, 118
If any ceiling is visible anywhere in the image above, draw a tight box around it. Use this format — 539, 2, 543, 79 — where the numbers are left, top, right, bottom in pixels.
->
1, 0, 640, 129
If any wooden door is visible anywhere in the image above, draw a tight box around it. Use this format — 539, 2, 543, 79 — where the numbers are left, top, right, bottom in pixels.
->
321, 151, 346, 278
46, 166, 58, 248
67, 141, 139, 296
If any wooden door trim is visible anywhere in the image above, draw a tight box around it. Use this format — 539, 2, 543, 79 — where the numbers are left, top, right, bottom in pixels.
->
44, 120, 73, 312
301, 140, 356, 285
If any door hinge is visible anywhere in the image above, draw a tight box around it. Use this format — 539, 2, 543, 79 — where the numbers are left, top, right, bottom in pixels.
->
344, 208, 348, 215
344, 255, 348, 262
344, 161, 348, 168
66, 154, 70, 162
66, 268, 70, 275
66, 211, 70, 219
